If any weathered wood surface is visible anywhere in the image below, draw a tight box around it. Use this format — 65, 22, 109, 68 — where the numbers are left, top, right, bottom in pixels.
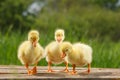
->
0, 65, 120, 80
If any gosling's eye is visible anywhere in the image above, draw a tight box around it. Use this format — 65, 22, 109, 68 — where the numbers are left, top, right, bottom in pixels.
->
30, 37, 33, 39
56, 34, 60, 37
65, 49, 68, 52
61, 34, 63, 36
36, 37, 38, 39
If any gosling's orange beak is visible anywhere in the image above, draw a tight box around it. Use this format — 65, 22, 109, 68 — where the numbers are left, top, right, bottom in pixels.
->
61, 52, 66, 58
57, 36, 62, 43
32, 39, 37, 47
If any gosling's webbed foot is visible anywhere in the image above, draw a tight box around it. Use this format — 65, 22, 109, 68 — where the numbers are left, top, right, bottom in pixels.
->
62, 68, 69, 72
31, 67, 37, 75
47, 69, 55, 72
69, 71, 77, 75
82, 70, 90, 75
27, 70, 32, 75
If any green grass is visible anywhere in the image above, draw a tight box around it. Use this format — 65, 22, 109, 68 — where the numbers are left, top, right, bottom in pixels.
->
91, 41, 120, 68
0, 32, 120, 68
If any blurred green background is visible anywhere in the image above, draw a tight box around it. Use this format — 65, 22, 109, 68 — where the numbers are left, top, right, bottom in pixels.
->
0, 0, 120, 68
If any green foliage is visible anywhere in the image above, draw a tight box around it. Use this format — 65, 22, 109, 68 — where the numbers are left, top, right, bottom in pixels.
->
0, 0, 33, 31
89, 0, 118, 9
33, 1, 120, 41
0, 0, 120, 41
91, 41, 120, 68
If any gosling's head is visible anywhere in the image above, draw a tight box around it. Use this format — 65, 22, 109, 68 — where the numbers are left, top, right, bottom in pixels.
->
60, 42, 72, 58
55, 29, 65, 43
28, 30, 39, 47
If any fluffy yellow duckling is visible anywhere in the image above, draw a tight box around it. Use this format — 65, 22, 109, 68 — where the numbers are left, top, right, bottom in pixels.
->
18, 30, 44, 75
45, 29, 68, 72
61, 42, 92, 74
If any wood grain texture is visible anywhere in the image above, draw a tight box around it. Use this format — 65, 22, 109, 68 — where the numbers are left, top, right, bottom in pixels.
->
0, 65, 120, 80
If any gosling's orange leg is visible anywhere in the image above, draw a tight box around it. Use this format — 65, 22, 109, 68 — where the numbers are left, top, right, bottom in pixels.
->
62, 62, 69, 72
25, 63, 31, 75
70, 64, 77, 75
87, 63, 91, 73
47, 61, 54, 72
31, 62, 38, 75
82, 63, 91, 74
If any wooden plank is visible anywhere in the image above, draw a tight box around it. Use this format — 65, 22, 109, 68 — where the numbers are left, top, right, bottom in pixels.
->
0, 65, 120, 80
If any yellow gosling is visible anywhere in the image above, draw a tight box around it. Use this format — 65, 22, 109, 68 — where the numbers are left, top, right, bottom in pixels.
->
18, 30, 44, 75
61, 41, 92, 75
45, 29, 69, 72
